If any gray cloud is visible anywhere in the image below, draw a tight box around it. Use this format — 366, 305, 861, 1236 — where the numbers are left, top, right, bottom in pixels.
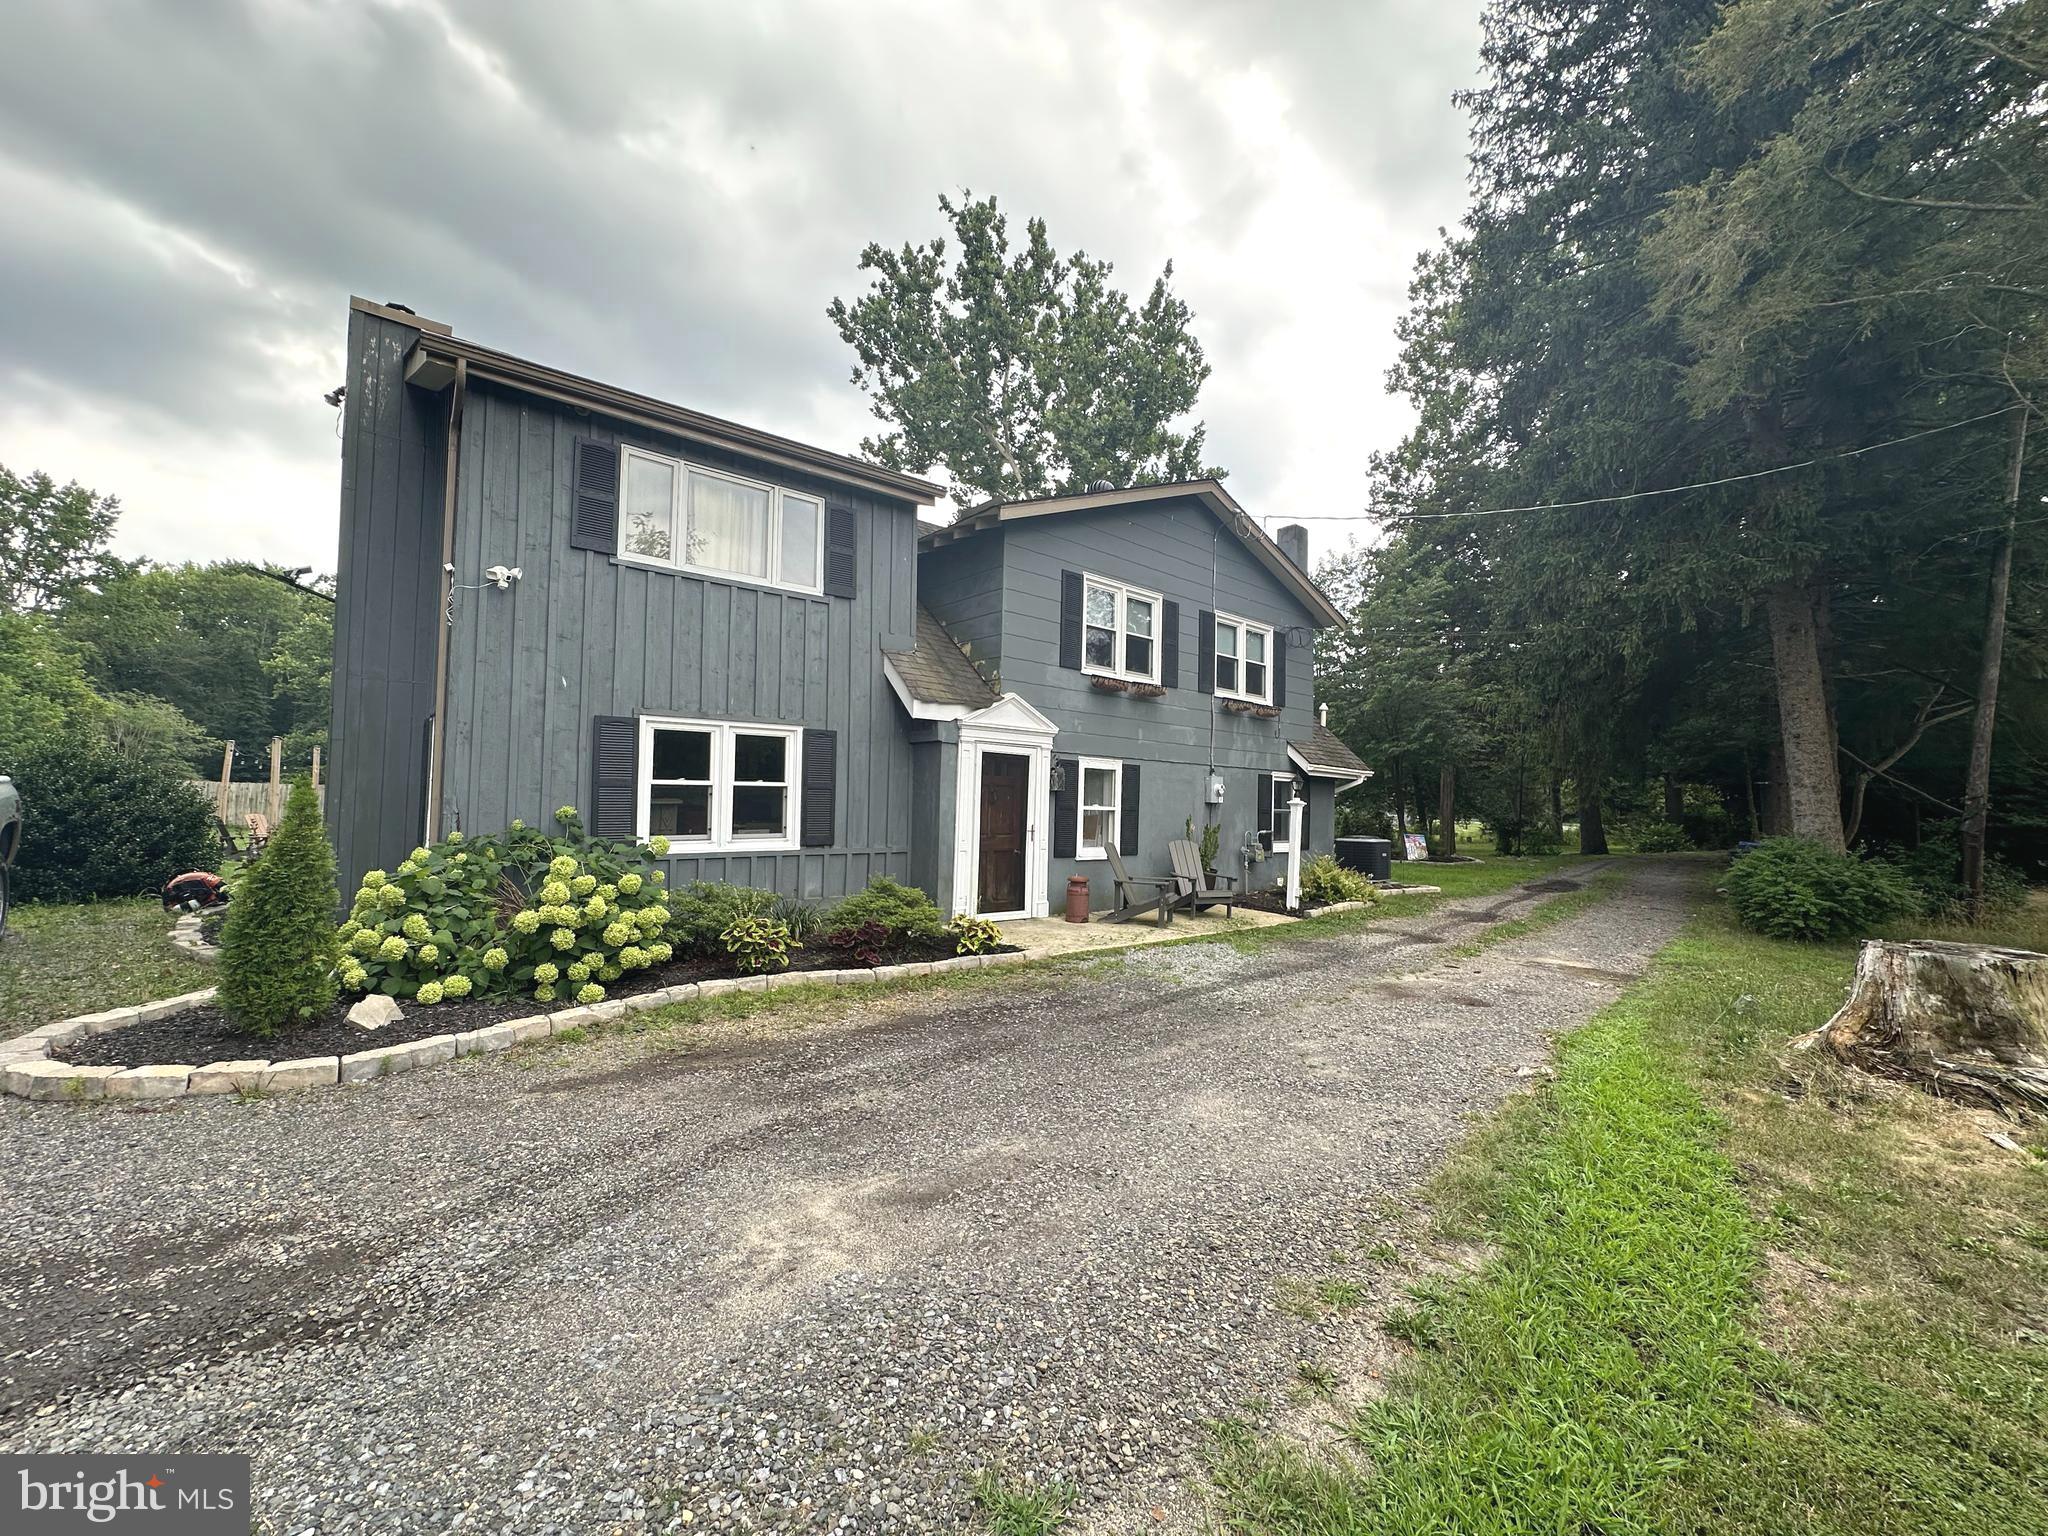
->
0, 0, 1480, 569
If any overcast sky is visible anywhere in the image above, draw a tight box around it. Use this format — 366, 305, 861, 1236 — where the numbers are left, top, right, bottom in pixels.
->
0, 0, 1480, 576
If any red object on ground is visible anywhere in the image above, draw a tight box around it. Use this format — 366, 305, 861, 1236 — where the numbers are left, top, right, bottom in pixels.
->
162, 871, 228, 910
1065, 874, 1091, 924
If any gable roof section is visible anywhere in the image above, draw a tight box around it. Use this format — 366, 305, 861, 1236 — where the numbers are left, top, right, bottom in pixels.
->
918, 479, 1344, 627
366, 298, 942, 506
1289, 721, 1373, 783
882, 606, 1002, 718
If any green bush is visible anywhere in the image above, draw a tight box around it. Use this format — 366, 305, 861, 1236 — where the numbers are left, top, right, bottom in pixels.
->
947, 914, 1003, 954
1875, 831, 2028, 917
1724, 836, 1918, 942
668, 881, 777, 956
1628, 819, 1692, 853
216, 777, 339, 1035
1300, 853, 1375, 906
5, 736, 215, 902
827, 875, 946, 940
338, 807, 674, 1005
723, 913, 796, 973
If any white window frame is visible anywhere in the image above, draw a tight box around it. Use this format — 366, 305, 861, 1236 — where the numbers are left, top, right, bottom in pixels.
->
1268, 771, 1296, 852
635, 716, 803, 853
1076, 755, 1123, 862
617, 445, 826, 596
1080, 575, 1163, 685
1215, 612, 1275, 703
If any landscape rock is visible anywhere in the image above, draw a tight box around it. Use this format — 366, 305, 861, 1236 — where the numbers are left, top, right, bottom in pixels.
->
186, 1060, 272, 1095
347, 994, 405, 1032
5, 1060, 121, 1100
264, 1056, 341, 1091
107, 1065, 193, 1100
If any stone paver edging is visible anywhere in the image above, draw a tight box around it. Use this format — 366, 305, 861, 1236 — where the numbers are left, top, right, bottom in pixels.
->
167, 909, 217, 961
1, 952, 1031, 1105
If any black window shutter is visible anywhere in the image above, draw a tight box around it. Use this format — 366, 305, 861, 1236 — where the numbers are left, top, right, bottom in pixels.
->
1273, 629, 1288, 708
1160, 600, 1180, 689
801, 728, 837, 847
824, 505, 858, 598
1197, 609, 1216, 694
1051, 755, 1079, 859
570, 439, 619, 555
1059, 570, 1084, 671
590, 715, 638, 839
1256, 771, 1274, 852
1119, 762, 1141, 857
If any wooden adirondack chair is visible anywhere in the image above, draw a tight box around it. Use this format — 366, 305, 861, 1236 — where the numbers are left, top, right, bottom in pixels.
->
1167, 839, 1237, 917
1102, 844, 1177, 927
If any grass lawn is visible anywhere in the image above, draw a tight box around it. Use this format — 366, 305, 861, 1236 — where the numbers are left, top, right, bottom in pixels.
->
1211, 886, 2048, 1536
0, 899, 215, 1031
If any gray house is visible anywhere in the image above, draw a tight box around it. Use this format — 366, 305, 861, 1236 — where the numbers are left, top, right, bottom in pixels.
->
900, 483, 1368, 917
327, 298, 1369, 915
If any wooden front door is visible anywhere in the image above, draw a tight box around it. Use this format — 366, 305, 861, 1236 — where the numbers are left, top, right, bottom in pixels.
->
977, 752, 1029, 915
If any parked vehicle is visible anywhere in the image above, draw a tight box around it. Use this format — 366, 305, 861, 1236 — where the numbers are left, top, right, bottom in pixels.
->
0, 774, 20, 936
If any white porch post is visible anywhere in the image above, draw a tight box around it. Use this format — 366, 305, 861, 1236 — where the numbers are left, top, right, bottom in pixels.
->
1284, 793, 1305, 910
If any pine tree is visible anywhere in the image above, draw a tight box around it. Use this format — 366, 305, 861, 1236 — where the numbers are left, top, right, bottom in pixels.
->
217, 776, 339, 1036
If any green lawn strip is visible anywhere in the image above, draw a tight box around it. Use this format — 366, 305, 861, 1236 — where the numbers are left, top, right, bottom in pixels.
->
1209, 903, 2048, 1536
0, 898, 214, 1030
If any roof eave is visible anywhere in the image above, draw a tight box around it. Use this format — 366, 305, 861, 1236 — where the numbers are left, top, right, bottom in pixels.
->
919, 481, 1343, 626
405, 335, 943, 506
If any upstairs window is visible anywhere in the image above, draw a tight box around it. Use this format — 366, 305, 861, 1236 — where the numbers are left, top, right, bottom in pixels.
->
619, 446, 824, 594
1082, 576, 1162, 684
1215, 614, 1274, 703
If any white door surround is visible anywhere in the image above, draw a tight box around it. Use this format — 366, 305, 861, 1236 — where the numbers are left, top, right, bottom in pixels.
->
950, 694, 1058, 920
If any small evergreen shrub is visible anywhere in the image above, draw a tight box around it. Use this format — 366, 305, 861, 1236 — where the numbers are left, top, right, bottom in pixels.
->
1300, 853, 1374, 906
217, 777, 339, 1035
668, 881, 777, 956
1628, 819, 1692, 853
1724, 836, 1917, 942
6, 735, 214, 902
827, 875, 945, 940
947, 914, 1003, 954
723, 913, 796, 973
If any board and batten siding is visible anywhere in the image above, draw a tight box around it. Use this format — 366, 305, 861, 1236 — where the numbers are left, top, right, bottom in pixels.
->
436, 381, 921, 902
970, 498, 1327, 910
916, 529, 1007, 684
327, 308, 449, 891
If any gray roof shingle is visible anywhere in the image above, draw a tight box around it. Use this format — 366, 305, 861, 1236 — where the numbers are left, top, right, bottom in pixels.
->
884, 607, 1001, 711
1290, 721, 1372, 779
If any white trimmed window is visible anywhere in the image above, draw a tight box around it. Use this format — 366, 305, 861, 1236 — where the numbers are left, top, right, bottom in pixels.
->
1269, 772, 1296, 851
1082, 577, 1162, 684
637, 717, 802, 851
1077, 757, 1122, 860
619, 446, 824, 594
1215, 614, 1274, 702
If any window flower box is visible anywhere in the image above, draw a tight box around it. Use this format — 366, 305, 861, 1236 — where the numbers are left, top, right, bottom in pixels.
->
1090, 676, 1167, 699
1221, 698, 1280, 719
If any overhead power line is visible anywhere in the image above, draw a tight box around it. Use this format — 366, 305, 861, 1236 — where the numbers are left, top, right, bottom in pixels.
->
1274, 403, 2029, 524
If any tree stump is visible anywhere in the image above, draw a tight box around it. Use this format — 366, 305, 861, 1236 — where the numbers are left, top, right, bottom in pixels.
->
1803, 939, 2048, 1117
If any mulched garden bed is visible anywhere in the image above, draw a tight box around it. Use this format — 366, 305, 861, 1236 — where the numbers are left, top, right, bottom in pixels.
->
56, 935, 1014, 1069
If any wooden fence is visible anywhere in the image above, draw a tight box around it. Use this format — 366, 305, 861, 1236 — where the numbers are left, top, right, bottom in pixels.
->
188, 782, 328, 826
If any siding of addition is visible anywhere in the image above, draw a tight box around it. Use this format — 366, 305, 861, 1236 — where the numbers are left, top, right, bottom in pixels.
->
992, 498, 1328, 908
328, 309, 449, 890
437, 382, 920, 901
915, 528, 1006, 685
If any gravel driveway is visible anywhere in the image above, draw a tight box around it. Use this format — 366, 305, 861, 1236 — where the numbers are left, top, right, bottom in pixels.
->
0, 859, 1698, 1534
